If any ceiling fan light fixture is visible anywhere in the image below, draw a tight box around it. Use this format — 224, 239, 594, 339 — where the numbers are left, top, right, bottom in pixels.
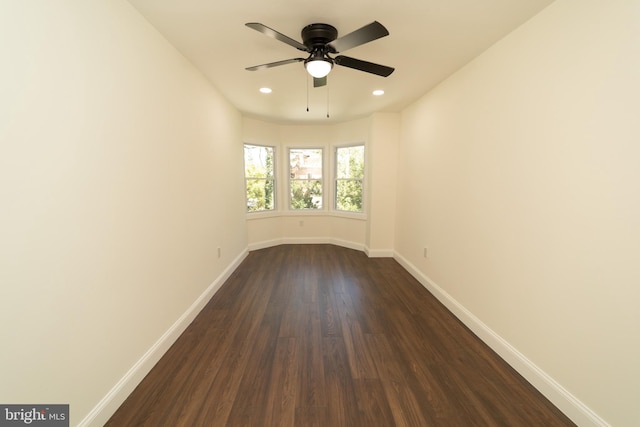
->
305, 58, 333, 78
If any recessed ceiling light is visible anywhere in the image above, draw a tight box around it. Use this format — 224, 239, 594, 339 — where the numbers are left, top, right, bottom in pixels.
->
372, 90, 385, 96
259, 87, 272, 94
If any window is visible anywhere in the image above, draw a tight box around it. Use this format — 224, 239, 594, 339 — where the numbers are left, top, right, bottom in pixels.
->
335, 145, 364, 212
289, 148, 323, 209
244, 144, 275, 212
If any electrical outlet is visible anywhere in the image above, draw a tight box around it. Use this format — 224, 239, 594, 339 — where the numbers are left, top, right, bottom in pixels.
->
217, 247, 221, 258
423, 247, 428, 258
299, 220, 304, 226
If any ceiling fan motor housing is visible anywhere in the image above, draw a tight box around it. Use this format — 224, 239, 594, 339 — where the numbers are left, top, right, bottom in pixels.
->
301, 23, 338, 52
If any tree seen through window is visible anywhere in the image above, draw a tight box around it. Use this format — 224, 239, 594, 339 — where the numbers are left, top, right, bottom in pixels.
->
244, 144, 275, 212
335, 145, 364, 212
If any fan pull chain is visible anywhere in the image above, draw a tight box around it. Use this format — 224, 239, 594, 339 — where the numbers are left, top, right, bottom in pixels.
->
326, 81, 330, 118
306, 74, 310, 112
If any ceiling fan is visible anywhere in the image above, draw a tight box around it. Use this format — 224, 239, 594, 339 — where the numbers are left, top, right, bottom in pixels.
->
245, 21, 394, 87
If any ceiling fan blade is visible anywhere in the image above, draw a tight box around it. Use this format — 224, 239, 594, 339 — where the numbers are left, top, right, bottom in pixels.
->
328, 21, 389, 53
313, 76, 327, 87
245, 23, 308, 51
246, 58, 305, 71
334, 55, 394, 77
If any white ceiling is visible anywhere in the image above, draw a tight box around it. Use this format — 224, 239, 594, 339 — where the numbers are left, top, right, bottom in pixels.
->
128, 0, 555, 124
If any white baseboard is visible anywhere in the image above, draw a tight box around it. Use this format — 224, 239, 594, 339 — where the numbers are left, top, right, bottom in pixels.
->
248, 238, 392, 258
328, 238, 366, 253
78, 249, 249, 427
247, 237, 285, 251
393, 252, 610, 427
247, 237, 333, 251
248, 237, 359, 251
365, 247, 394, 258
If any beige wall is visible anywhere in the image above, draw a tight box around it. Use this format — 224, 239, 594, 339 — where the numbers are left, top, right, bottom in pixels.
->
0, 1, 246, 425
367, 113, 400, 256
395, 0, 639, 425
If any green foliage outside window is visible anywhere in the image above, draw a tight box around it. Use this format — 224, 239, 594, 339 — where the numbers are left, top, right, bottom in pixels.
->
289, 148, 323, 209
335, 145, 364, 212
244, 144, 275, 212
290, 179, 322, 209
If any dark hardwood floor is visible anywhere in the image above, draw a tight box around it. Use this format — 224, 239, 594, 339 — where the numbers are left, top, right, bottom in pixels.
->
106, 244, 575, 427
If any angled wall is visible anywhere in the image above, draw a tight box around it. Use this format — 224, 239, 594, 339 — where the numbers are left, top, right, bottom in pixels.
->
395, 1, 640, 425
0, 1, 246, 425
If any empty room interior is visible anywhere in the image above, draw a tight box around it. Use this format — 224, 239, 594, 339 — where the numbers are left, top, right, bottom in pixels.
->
1, 1, 638, 426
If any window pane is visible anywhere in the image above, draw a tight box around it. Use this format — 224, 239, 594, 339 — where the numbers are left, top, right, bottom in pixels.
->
290, 149, 322, 179
336, 180, 363, 212
335, 145, 364, 212
244, 144, 275, 212
289, 148, 323, 210
290, 180, 322, 209
244, 145, 274, 178
336, 146, 364, 179
246, 178, 275, 212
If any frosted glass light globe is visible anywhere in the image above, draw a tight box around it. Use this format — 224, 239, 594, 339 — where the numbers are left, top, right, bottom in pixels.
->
305, 60, 332, 78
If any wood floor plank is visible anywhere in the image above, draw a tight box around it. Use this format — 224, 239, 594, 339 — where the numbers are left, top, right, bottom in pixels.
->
296, 302, 327, 409
340, 317, 378, 379
318, 281, 341, 337
322, 336, 364, 427
107, 244, 576, 427
224, 321, 279, 426
353, 378, 396, 427
366, 333, 432, 427
294, 405, 328, 427
263, 337, 299, 427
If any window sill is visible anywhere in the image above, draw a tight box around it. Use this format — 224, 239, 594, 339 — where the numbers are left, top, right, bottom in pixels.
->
246, 210, 367, 221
